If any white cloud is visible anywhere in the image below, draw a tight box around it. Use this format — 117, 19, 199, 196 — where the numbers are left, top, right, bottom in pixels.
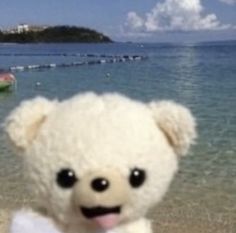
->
125, 0, 233, 33
219, 0, 236, 5
126, 12, 144, 30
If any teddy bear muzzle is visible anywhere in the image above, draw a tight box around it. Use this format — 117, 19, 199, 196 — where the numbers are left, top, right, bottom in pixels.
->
72, 170, 130, 229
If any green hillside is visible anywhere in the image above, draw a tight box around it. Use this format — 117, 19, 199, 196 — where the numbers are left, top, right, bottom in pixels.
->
0, 26, 112, 43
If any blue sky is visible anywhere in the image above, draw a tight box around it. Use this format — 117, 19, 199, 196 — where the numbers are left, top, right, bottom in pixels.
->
0, 0, 235, 42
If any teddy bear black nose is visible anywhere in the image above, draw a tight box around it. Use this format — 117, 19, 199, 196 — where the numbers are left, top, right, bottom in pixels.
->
91, 177, 110, 192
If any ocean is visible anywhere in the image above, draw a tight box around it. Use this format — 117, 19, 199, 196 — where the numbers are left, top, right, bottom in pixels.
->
0, 42, 235, 231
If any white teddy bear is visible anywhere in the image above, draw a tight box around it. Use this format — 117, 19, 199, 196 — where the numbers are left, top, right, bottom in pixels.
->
5, 92, 196, 233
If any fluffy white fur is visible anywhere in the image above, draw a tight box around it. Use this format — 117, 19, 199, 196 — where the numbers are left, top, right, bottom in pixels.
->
5, 92, 196, 233
149, 100, 197, 156
5, 97, 57, 150
10, 210, 61, 233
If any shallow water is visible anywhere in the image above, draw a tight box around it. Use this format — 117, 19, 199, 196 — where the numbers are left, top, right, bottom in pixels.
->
0, 42, 235, 229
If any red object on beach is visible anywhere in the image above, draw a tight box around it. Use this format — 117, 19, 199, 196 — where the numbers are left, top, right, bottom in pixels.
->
0, 72, 16, 91
0, 72, 16, 82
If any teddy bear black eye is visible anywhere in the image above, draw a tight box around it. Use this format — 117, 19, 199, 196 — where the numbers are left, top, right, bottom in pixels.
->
56, 169, 78, 189
129, 168, 146, 188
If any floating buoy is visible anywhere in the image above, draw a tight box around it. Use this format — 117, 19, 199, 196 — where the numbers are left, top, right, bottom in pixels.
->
35, 82, 41, 87
100, 59, 106, 64
50, 64, 57, 68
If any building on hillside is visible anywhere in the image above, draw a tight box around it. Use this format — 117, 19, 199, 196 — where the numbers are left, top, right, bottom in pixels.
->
3, 24, 48, 34
17, 24, 29, 33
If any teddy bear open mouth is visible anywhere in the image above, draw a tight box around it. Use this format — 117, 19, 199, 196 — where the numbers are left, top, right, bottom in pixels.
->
81, 206, 121, 219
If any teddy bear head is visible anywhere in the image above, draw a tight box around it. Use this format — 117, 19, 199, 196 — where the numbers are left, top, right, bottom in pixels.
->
5, 92, 196, 231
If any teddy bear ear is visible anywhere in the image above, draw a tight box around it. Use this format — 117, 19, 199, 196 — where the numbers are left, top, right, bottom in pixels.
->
149, 101, 197, 157
4, 97, 57, 152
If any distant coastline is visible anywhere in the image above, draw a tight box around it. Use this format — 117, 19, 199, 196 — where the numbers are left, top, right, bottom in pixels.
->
0, 25, 112, 43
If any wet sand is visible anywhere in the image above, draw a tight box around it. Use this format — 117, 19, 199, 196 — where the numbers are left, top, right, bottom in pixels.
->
150, 208, 235, 233
0, 209, 10, 233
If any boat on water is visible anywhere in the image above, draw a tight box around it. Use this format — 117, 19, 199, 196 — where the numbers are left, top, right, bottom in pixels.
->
0, 72, 16, 91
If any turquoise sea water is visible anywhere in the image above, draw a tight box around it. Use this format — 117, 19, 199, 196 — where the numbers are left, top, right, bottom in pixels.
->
0, 42, 235, 228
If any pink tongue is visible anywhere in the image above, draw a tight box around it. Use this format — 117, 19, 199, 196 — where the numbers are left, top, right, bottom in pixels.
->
93, 214, 119, 230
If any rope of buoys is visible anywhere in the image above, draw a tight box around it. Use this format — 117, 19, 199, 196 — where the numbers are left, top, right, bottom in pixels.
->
0, 53, 145, 58
8, 55, 147, 72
